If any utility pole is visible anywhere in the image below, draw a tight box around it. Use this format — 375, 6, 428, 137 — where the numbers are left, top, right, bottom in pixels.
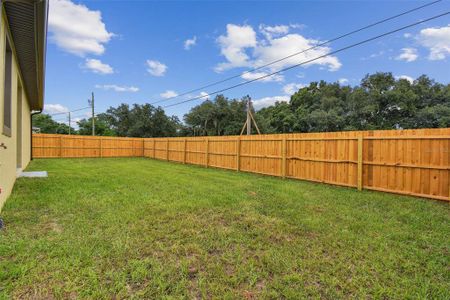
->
89, 92, 95, 136
240, 95, 261, 135
68, 111, 71, 135
246, 97, 251, 136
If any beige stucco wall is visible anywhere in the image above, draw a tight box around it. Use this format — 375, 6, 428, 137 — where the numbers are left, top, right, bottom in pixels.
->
0, 9, 33, 211
21, 94, 31, 168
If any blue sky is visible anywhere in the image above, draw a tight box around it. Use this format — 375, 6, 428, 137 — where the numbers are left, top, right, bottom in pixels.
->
44, 0, 450, 124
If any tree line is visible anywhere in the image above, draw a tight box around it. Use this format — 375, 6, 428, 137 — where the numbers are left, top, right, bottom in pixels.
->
33, 104, 180, 137
33, 72, 450, 137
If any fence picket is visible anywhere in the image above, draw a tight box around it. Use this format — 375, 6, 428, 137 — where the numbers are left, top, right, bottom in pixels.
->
183, 139, 187, 164
206, 138, 209, 168
236, 137, 241, 171
282, 136, 287, 178
358, 136, 363, 191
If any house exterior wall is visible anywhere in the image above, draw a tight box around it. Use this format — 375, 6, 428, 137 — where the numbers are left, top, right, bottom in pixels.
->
0, 9, 33, 211
21, 94, 31, 169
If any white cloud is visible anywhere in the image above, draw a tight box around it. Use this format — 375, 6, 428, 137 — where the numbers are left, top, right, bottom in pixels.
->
241, 71, 284, 82
160, 90, 178, 99
184, 36, 197, 50
199, 91, 209, 99
259, 24, 290, 39
83, 58, 114, 74
146, 60, 167, 76
215, 24, 341, 73
259, 24, 305, 39
254, 34, 341, 72
290, 23, 305, 30
404, 33, 412, 38
215, 24, 257, 72
253, 95, 289, 110
417, 24, 450, 60
396, 75, 414, 83
282, 83, 305, 95
95, 84, 139, 92
43, 104, 69, 115
48, 0, 113, 56
338, 78, 349, 85
189, 91, 209, 100
395, 48, 418, 62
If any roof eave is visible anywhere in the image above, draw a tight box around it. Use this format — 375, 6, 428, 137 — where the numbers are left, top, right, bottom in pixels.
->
34, 0, 48, 111
3, 0, 48, 111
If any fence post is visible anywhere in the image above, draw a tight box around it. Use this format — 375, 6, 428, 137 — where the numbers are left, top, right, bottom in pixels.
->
59, 135, 63, 157
142, 139, 144, 157
282, 136, 287, 178
205, 138, 209, 168
357, 136, 363, 191
236, 137, 241, 171
183, 139, 187, 164
166, 139, 169, 161
153, 139, 155, 159
100, 137, 103, 158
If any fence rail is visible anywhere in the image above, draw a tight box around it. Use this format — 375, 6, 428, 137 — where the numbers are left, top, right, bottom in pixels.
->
32, 128, 450, 201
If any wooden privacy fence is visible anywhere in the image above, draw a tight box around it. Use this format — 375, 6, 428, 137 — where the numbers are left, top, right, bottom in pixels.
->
32, 134, 144, 158
33, 128, 450, 201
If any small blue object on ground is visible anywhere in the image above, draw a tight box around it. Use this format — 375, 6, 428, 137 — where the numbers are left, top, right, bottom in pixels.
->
19, 171, 48, 178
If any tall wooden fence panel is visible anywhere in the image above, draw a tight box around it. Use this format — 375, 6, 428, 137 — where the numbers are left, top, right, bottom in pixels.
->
33, 128, 450, 201
32, 134, 143, 158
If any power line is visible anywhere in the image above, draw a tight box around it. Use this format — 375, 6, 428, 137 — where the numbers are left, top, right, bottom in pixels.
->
69, 113, 91, 118
150, 0, 443, 105
163, 11, 450, 109
53, 111, 91, 119
48, 106, 91, 116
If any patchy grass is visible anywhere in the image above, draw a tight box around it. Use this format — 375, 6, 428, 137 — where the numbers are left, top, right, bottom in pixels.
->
0, 158, 449, 299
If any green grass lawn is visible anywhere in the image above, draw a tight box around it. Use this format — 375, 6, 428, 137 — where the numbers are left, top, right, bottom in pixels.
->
0, 158, 449, 299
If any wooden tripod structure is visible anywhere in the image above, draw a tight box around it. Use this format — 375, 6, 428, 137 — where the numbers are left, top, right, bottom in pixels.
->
240, 96, 261, 135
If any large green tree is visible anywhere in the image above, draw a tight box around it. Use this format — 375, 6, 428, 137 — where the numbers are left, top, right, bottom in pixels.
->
258, 72, 450, 133
257, 102, 297, 133
183, 95, 251, 136
103, 103, 180, 137
32, 114, 73, 134
77, 113, 116, 136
